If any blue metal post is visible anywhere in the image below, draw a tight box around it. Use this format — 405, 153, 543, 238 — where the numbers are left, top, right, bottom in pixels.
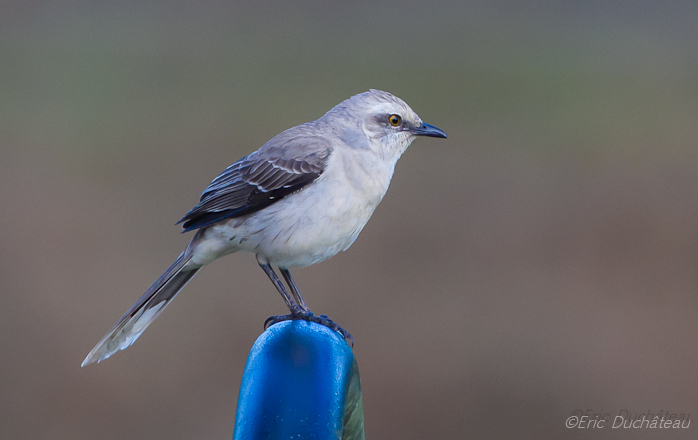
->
233, 320, 364, 440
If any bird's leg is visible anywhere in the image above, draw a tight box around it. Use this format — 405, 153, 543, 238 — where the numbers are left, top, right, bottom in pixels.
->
258, 262, 305, 319
279, 268, 309, 312
263, 266, 354, 347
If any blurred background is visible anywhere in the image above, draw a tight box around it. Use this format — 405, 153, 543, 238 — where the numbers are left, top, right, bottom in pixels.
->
2, 1, 698, 439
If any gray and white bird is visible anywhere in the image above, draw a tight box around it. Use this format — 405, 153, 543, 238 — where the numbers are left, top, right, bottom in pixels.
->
82, 89, 447, 366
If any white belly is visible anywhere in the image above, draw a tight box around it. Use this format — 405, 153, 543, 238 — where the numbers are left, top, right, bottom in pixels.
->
191, 148, 394, 269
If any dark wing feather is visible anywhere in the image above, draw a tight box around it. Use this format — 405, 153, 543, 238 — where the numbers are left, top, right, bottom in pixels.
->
177, 129, 332, 232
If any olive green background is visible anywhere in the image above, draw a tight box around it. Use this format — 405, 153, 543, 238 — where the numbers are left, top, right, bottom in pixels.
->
2, 1, 697, 439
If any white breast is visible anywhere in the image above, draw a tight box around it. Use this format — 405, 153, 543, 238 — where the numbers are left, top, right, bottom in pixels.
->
194, 147, 395, 269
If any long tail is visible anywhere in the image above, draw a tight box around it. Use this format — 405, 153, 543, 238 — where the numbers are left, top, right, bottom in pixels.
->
82, 251, 200, 366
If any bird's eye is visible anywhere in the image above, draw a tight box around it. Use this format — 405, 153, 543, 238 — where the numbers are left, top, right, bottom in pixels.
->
388, 114, 402, 127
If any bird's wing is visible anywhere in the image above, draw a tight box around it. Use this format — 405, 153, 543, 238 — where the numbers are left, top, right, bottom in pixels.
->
177, 126, 333, 232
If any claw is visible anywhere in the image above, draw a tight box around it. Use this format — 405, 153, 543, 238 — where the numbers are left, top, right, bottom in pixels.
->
263, 312, 353, 347
263, 307, 312, 329
308, 315, 354, 347
264, 314, 288, 329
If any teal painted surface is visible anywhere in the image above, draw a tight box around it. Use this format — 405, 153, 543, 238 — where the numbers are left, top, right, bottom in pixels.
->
233, 321, 364, 440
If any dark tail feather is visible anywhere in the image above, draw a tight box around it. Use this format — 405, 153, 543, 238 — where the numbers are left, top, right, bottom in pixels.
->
82, 252, 200, 366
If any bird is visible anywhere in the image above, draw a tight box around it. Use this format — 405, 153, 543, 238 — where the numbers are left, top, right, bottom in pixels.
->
81, 89, 447, 366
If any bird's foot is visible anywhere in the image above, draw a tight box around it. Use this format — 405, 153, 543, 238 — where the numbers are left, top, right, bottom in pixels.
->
264, 310, 354, 347
264, 303, 307, 329
310, 314, 354, 347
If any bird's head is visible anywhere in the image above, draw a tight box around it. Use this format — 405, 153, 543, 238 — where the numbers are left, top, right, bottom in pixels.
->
324, 89, 447, 162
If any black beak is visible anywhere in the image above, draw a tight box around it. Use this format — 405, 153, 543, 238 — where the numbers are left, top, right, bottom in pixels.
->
412, 122, 447, 139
